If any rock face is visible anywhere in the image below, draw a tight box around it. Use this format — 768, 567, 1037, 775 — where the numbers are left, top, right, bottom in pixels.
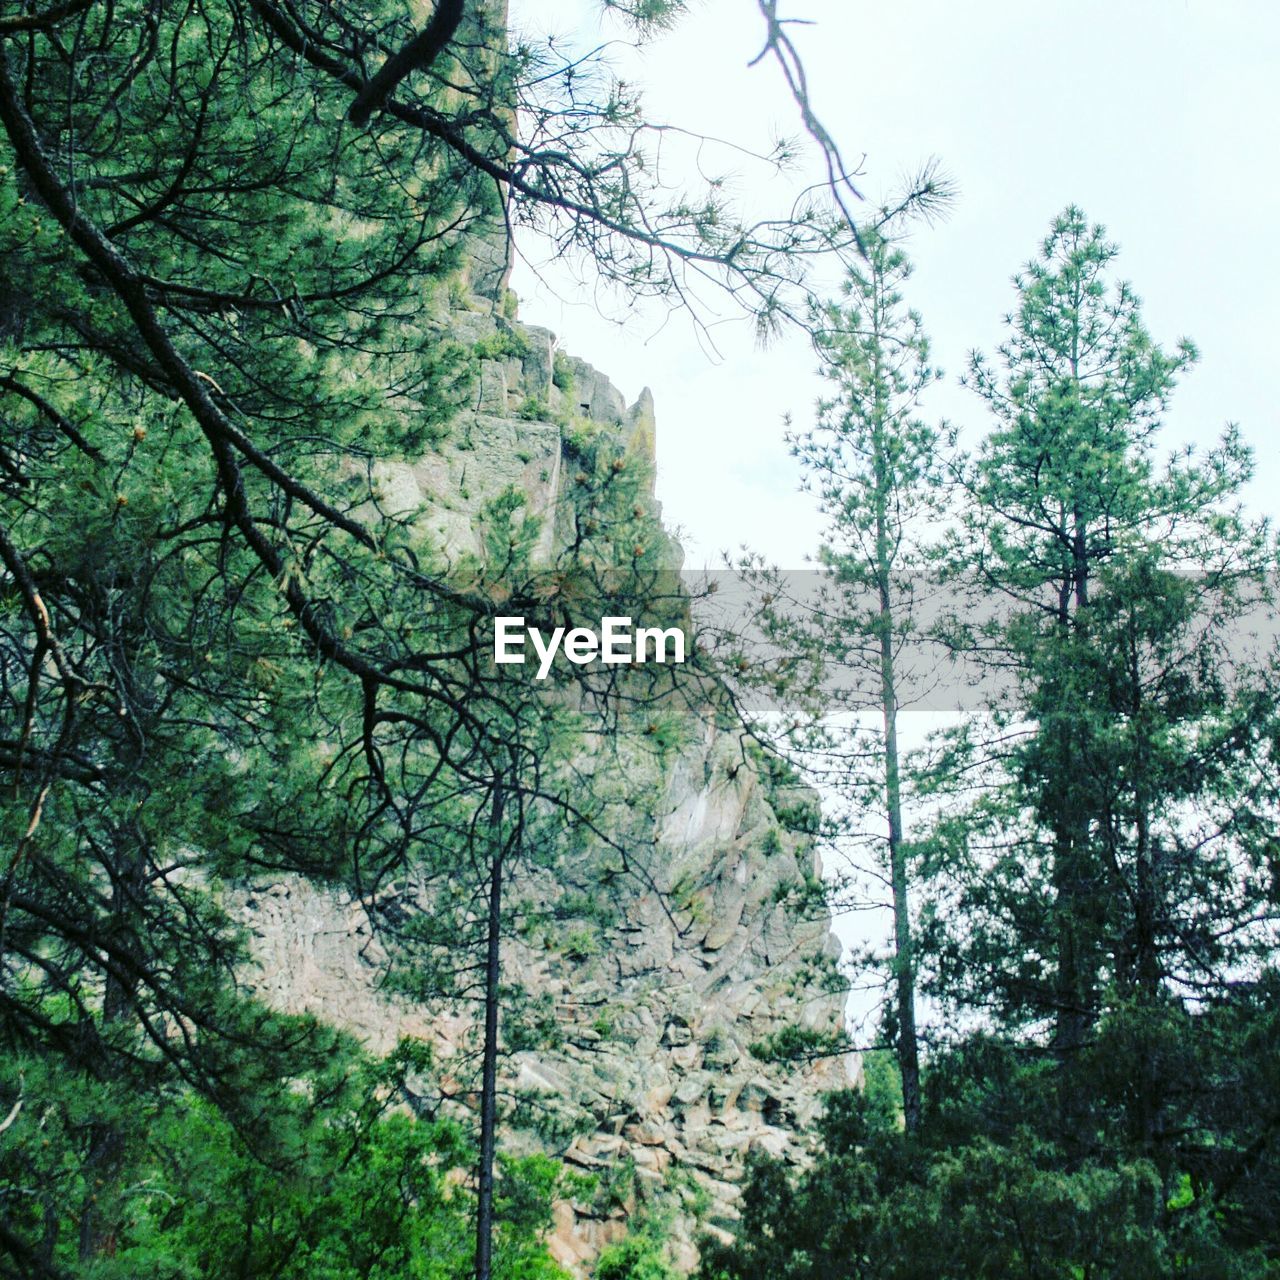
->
232, 299, 856, 1274
511, 720, 858, 1274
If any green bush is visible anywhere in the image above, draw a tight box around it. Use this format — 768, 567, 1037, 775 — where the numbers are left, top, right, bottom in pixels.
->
595, 1232, 679, 1280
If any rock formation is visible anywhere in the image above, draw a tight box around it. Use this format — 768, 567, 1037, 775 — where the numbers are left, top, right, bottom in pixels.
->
230, 294, 858, 1274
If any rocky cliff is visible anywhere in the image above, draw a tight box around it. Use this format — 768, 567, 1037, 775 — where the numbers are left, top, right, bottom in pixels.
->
231, 292, 857, 1274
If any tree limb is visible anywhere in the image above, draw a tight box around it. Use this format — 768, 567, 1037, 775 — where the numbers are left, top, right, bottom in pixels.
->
347, 0, 465, 126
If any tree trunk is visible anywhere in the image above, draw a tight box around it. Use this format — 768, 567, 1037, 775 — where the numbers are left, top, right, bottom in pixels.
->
873, 400, 920, 1132
1051, 521, 1096, 1138
882, 661, 920, 1132
79, 824, 145, 1264
475, 781, 505, 1280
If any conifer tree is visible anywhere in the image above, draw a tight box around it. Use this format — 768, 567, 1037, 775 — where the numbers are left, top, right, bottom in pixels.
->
781, 229, 951, 1131
924, 205, 1280, 1175
702, 208, 1280, 1280
0, 1, 798, 1272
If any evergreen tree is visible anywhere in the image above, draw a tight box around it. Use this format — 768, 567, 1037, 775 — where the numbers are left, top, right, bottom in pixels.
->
703, 208, 1280, 1278
926, 207, 1278, 1144
918, 206, 1280, 1260
781, 229, 950, 1130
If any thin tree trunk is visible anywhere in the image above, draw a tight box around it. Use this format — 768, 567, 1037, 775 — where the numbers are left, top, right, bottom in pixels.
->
870, 365, 920, 1130
881, 641, 920, 1132
1051, 520, 1095, 1142
868, 281, 921, 1134
1132, 800, 1161, 1155
1129, 645, 1162, 1158
79, 824, 144, 1264
475, 781, 505, 1280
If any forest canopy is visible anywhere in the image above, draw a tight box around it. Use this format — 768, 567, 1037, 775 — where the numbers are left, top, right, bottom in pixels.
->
2, 2, 1278, 1279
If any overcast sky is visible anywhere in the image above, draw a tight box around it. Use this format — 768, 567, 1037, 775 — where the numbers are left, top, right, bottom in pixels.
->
508, 0, 1280, 570
503, 2, 1280, 1025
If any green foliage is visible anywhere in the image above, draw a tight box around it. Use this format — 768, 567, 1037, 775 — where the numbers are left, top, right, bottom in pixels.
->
859, 1049, 904, 1121
698, 1085, 1280, 1280
928, 205, 1278, 1060
772, 795, 821, 835
553, 351, 576, 396
595, 1230, 680, 1280
908, 209, 1280, 1267
3, 0, 1276, 1266
0, 4, 729, 1275
748, 1025, 850, 1064
517, 394, 552, 420
768, 869, 828, 920
474, 329, 531, 362
636, 710, 690, 756
708, 207, 1280, 1280
562, 926, 602, 961
0, 1033, 572, 1279
563, 419, 607, 466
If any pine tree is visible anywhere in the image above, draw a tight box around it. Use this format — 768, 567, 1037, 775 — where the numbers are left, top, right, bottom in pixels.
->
782, 228, 951, 1131
698, 206, 1280, 1280
925, 205, 1280, 1188
0, 2, 745, 1272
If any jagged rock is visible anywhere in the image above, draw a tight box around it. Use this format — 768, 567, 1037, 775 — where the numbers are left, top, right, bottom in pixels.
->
625, 388, 657, 471
749, 1126, 793, 1160
669, 1043, 701, 1070
673, 1075, 707, 1106
520, 326, 555, 401
618, 926, 674, 975
642, 1083, 674, 1113
631, 1145, 671, 1174
477, 360, 508, 414
563, 354, 626, 424
701, 919, 737, 952
662, 1018, 693, 1047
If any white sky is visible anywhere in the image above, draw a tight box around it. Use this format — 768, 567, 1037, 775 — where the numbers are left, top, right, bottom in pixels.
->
508, 0, 1280, 570
504, 1, 1280, 1032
